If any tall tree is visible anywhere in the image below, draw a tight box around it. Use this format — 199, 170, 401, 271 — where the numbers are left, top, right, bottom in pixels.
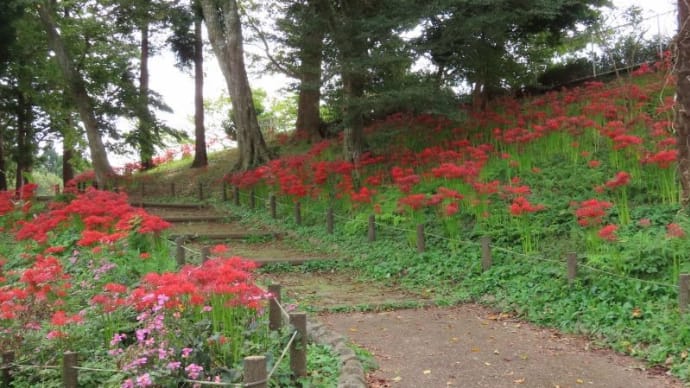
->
677, 0, 690, 205
168, 0, 207, 168
36, 0, 114, 187
199, 0, 270, 170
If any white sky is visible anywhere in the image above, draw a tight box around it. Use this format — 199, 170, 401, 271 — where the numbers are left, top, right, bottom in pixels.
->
139, 0, 677, 165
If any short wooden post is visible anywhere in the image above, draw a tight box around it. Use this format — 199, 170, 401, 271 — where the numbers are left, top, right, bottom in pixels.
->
198, 182, 204, 201
243, 356, 267, 388
289, 313, 307, 379
294, 201, 302, 225
62, 351, 78, 388
249, 189, 256, 209
368, 214, 376, 242
2, 351, 14, 386
327, 207, 334, 234
141, 183, 145, 198
481, 236, 492, 272
233, 186, 240, 206
54, 184, 60, 195
567, 252, 577, 285
416, 224, 425, 253
268, 284, 282, 331
222, 182, 228, 202
270, 194, 277, 219
175, 237, 186, 266
201, 246, 211, 263
170, 182, 175, 197
680, 274, 690, 313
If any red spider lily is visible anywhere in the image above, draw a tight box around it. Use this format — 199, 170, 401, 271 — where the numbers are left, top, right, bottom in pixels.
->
667, 223, 685, 238
588, 160, 601, 168
642, 149, 677, 169
598, 224, 618, 241
211, 244, 229, 255
638, 218, 652, 228
350, 187, 376, 204
605, 172, 631, 189
612, 134, 642, 150
444, 202, 459, 216
509, 197, 545, 216
50, 310, 82, 326
391, 167, 420, 193
398, 193, 428, 212
575, 199, 613, 227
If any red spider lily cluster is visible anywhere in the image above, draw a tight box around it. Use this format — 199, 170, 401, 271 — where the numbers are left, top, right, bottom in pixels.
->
574, 199, 613, 228
15, 188, 170, 246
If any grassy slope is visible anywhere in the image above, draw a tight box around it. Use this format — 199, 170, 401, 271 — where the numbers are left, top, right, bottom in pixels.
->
127, 69, 690, 381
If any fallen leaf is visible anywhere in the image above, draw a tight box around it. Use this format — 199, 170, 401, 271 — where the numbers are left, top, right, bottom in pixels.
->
392, 376, 402, 382
471, 347, 481, 352
519, 354, 528, 360
423, 370, 431, 375
514, 378, 525, 384
451, 337, 460, 342
576, 378, 584, 384
484, 362, 491, 366
493, 349, 500, 355
631, 307, 643, 318
682, 351, 688, 360
349, 327, 358, 332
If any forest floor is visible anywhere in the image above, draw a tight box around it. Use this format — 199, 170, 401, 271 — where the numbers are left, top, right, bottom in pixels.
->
144, 200, 684, 388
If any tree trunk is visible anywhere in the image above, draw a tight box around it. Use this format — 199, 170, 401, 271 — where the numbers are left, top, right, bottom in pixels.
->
37, 1, 114, 187
191, 11, 208, 168
138, 21, 154, 170
677, 0, 690, 206
62, 116, 75, 185
0, 132, 6, 191
14, 92, 31, 191
295, 1, 324, 143
342, 72, 365, 163
199, 0, 270, 171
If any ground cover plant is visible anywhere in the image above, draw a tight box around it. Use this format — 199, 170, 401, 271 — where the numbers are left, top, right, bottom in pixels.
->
0, 185, 339, 386
222, 57, 690, 380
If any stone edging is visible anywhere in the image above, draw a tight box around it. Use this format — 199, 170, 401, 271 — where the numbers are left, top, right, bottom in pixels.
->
308, 320, 367, 388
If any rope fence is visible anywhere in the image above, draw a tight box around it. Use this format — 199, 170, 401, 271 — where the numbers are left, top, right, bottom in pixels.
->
215, 184, 689, 309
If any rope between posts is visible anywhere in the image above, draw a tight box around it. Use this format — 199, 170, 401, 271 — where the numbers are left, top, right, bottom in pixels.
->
266, 330, 299, 382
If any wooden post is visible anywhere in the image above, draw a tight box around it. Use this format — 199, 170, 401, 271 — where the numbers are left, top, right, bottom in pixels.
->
54, 184, 60, 195
62, 351, 78, 388
140, 183, 145, 198
175, 237, 185, 266
368, 214, 376, 242
170, 182, 175, 197
198, 182, 204, 201
290, 313, 307, 379
270, 194, 277, 219
481, 236, 492, 272
567, 252, 577, 285
201, 246, 211, 263
269, 284, 282, 331
416, 224, 425, 253
680, 274, 690, 313
294, 201, 302, 225
243, 356, 267, 388
233, 186, 240, 206
249, 189, 256, 209
222, 182, 228, 202
2, 351, 14, 386
327, 207, 334, 234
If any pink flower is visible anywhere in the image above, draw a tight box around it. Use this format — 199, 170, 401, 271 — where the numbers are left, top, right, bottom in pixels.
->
136, 373, 152, 387
185, 363, 203, 379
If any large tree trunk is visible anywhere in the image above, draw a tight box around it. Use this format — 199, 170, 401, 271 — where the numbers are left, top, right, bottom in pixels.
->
191, 11, 208, 168
138, 21, 154, 170
342, 72, 365, 162
37, 1, 114, 187
0, 132, 6, 191
14, 73, 32, 192
677, 0, 690, 206
199, 0, 270, 171
295, 1, 324, 143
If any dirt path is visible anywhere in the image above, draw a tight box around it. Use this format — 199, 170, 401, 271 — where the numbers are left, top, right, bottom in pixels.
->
320, 305, 683, 388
